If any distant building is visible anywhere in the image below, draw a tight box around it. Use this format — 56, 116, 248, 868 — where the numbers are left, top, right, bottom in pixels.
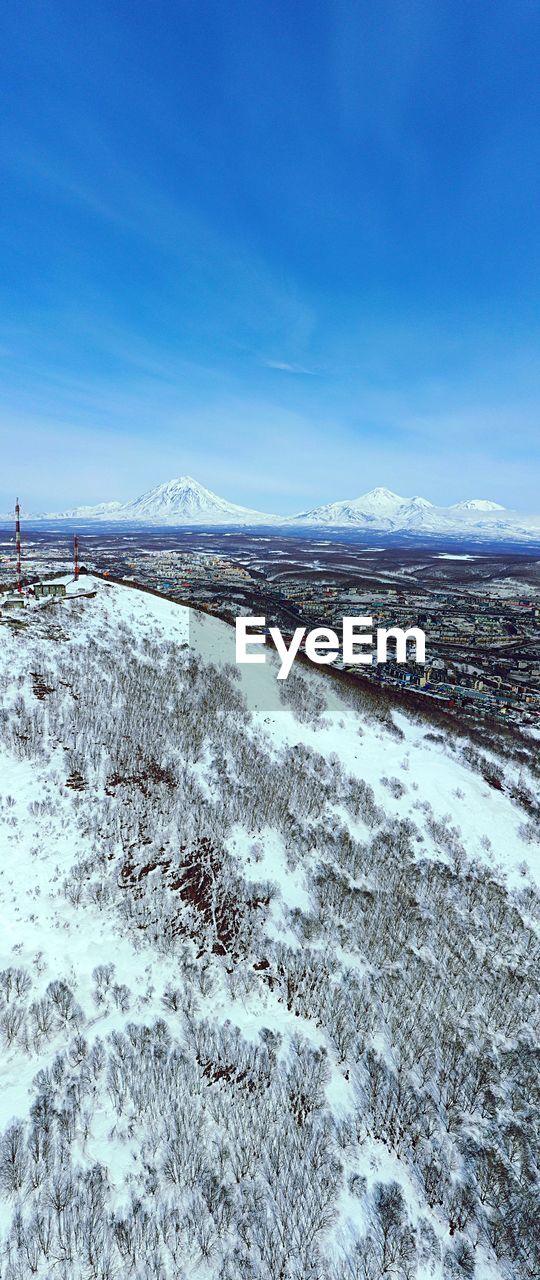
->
34, 581, 67, 599
1, 595, 25, 610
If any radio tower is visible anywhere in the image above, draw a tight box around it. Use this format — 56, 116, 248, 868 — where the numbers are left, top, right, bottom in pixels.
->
15, 498, 22, 594
74, 534, 80, 581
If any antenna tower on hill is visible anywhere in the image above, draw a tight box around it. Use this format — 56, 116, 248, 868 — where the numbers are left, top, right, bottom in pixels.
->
15, 498, 22, 593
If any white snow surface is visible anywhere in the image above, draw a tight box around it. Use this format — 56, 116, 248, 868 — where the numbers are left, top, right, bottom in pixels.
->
0, 576, 538, 1279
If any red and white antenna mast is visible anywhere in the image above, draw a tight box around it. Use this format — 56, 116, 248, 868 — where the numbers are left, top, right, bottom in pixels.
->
15, 498, 22, 593
74, 534, 80, 581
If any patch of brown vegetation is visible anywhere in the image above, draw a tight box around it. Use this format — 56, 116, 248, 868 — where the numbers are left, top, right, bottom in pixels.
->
105, 757, 176, 798
30, 671, 56, 700
66, 771, 85, 791
119, 836, 269, 959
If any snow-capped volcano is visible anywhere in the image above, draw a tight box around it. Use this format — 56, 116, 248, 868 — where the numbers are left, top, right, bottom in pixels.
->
294, 487, 445, 531
450, 499, 506, 512
47, 477, 278, 525
120, 475, 275, 523
338, 486, 410, 514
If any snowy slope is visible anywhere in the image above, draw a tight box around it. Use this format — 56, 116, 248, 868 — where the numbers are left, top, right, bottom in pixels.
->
0, 579, 538, 1279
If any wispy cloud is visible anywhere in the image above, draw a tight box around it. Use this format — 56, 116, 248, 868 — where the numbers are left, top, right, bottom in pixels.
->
262, 359, 318, 375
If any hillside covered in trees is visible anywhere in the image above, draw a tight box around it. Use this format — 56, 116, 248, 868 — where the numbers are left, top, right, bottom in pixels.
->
0, 579, 538, 1280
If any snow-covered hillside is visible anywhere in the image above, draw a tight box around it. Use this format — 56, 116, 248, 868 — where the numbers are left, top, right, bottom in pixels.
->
0, 579, 538, 1279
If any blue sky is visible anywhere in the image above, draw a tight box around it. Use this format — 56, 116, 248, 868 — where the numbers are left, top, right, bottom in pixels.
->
1, 0, 539, 512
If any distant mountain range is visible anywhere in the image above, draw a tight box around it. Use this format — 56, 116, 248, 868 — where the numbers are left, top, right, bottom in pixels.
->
292, 487, 525, 537
2, 476, 540, 541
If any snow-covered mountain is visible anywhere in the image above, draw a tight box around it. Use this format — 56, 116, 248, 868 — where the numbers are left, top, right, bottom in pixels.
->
45, 476, 277, 525
44, 500, 125, 519
450, 499, 506, 512
294, 487, 442, 530
121, 475, 278, 523
0, 576, 538, 1278
294, 486, 540, 540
